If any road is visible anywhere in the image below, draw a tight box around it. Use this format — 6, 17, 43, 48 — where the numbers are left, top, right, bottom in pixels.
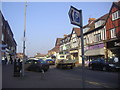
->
2, 64, 119, 88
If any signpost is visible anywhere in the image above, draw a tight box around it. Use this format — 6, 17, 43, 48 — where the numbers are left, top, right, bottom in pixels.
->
69, 6, 85, 88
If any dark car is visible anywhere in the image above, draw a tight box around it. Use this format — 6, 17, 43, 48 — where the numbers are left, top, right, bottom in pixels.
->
25, 59, 49, 72
46, 59, 55, 65
88, 58, 120, 71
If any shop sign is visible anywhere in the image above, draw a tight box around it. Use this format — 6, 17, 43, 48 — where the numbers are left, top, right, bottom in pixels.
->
85, 44, 104, 50
114, 42, 120, 46
107, 40, 120, 48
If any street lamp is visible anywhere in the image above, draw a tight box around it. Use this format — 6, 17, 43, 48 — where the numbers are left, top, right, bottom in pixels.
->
22, 2, 27, 77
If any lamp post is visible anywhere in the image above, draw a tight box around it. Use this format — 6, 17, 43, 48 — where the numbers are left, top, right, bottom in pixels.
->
22, 2, 27, 77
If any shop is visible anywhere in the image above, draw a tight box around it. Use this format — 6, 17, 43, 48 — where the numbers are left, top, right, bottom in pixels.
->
85, 43, 105, 61
106, 39, 120, 62
69, 49, 78, 60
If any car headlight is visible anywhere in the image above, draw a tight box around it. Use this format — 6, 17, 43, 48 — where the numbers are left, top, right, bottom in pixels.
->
109, 64, 115, 67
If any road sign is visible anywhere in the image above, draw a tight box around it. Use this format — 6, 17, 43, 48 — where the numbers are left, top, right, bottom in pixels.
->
68, 6, 81, 26
68, 6, 85, 88
0, 44, 7, 48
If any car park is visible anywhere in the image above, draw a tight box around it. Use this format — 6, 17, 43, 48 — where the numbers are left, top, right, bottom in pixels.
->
25, 59, 49, 72
88, 58, 120, 71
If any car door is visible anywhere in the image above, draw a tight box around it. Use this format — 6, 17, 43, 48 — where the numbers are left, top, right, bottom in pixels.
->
31, 60, 39, 71
25, 60, 33, 70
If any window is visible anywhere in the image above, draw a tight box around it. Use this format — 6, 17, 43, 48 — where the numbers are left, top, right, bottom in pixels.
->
60, 56, 64, 58
110, 28, 116, 38
112, 11, 120, 21
94, 33, 101, 42
2, 33, 4, 41
84, 38, 87, 45
95, 20, 105, 28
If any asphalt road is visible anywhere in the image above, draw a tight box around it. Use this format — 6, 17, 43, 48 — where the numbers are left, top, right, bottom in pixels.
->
2, 64, 120, 88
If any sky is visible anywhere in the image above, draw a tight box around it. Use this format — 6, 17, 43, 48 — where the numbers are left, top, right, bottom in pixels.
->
2, 2, 112, 57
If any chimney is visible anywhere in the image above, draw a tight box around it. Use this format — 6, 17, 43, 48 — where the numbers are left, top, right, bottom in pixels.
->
88, 18, 96, 24
64, 34, 67, 38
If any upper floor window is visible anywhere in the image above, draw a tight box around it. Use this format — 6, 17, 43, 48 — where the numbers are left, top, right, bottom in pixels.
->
84, 38, 87, 45
83, 27, 90, 33
110, 28, 116, 38
112, 10, 120, 21
2, 33, 4, 41
95, 20, 105, 28
94, 33, 101, 42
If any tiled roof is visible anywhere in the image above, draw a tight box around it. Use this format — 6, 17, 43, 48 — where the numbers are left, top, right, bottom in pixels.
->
49, 46, 60, 53
94, 13, 109, 22
73, 28, 80, 37
84, 13, 109, 33
55, 38, 62, 46
114, 1, 120, 9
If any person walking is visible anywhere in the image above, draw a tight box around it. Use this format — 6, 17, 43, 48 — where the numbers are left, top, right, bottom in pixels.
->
5, 57, 8, 65
13, 58, 22, 77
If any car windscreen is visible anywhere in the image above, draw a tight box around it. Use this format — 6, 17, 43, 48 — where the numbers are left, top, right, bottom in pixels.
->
25, 60, 33, 64
38, 59, 46, 64
46, 59, 54, 61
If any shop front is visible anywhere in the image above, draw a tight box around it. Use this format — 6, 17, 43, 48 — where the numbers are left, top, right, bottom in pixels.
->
107, 39, 120, 62
85, 43, 105, 61
69, 50, 78, 60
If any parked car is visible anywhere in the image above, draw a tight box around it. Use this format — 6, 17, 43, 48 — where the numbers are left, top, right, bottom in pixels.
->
25, 59, 49, 72
56, 59, 76, 69
88, 58, 120, 71
45, 59, 55, 65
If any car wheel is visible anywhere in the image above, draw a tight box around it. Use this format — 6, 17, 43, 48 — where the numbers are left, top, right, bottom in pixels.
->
70, 66, 73, 69
36, 68, 41, 72
102, 67, 106, 71
89, 66, 92, 70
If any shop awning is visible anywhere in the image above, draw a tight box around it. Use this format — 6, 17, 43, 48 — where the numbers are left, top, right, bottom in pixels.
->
85, 48, 105, 56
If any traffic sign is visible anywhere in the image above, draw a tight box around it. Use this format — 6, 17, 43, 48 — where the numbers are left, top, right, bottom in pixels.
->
0, 44, 7, 48
68, 6, 85, 88
68, 6, 81, 26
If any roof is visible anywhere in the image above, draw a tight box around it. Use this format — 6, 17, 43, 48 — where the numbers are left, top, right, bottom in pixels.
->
114, 1, 120, 9
55, 38, 62, 46
73, 28, 80, 37
49, 46, 60, 53
104, 1, 120, 27
94, 13, 109, 22
84, 13, 109, 34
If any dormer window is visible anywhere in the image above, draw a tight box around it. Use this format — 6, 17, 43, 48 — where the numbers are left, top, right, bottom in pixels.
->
112, 10, 120, 21
83, 27, 90, 33
95, 20, 105, 28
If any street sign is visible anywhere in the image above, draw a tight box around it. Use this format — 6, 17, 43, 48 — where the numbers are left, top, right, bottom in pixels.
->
0, 44, 7, 48
68, 6, 81, 26
68, 6, 85, 88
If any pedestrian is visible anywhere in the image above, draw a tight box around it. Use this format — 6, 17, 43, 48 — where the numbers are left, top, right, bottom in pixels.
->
5, 57, 8, 65
13, 58, 22, 77
9, 56, 13, 64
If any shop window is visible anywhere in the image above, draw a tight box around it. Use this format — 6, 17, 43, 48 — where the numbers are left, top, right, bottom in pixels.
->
60, 56, 64, 58
110, 28, 116, 38
112, 11, 120, 21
